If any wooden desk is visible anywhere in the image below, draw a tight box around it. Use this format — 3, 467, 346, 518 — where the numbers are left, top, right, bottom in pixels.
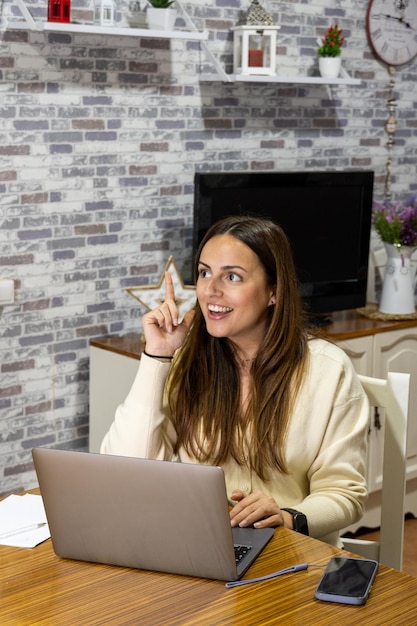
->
1, 524, 417, 625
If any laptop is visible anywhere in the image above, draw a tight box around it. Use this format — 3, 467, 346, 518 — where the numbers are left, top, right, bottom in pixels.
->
32, 448, 274, 582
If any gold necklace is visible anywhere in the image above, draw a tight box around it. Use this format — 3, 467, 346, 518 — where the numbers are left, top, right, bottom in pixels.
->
230, 345, 257, 370
237, 356, 256, 369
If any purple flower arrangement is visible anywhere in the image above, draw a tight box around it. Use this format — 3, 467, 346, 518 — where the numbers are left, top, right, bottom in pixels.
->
372, 195, 417, 247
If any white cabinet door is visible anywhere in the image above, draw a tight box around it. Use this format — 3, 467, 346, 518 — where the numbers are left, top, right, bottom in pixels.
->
373, 329, 417, 487
334, 335, 373, 376
335, 335, 374, 500
89, 346, 139, 453
336, 330, 417, 530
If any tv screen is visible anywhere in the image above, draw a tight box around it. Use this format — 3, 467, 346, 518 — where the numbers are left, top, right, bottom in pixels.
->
193, 171, 374, 321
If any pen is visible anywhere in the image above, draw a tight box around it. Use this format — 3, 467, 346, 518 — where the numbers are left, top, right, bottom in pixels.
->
0, 522, 47, 541
225, 562, 309, 588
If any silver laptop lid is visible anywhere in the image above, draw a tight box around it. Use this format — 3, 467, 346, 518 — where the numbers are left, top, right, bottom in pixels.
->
32, 448, 273, 581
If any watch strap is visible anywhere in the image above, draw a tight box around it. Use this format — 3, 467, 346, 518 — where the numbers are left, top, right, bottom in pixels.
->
281, 508, 309, 536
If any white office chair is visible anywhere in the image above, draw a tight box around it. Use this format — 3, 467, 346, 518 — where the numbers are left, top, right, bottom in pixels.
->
341, 372, 410, 571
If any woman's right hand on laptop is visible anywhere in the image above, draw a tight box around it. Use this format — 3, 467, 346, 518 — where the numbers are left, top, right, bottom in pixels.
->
142, 271, 195, 359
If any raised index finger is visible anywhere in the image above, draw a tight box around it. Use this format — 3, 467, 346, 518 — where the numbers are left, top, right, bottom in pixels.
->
164, 271, 176, 302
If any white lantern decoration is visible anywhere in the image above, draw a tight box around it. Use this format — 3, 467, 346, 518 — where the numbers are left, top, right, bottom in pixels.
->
94, 0, 115, 26
231, 0, 280, 76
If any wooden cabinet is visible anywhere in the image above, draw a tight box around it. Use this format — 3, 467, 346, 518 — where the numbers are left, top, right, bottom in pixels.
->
373, 329, 417, 488
333, 335, 373, 377
89, 335, 142, 454
89, 309, 417, 530
326, 311, 417, 530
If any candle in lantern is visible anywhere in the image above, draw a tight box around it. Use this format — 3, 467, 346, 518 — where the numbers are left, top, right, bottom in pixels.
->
248, 49, 263, 67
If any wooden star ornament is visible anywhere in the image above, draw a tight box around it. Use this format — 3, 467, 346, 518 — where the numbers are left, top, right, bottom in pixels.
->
126, 256, 196, 320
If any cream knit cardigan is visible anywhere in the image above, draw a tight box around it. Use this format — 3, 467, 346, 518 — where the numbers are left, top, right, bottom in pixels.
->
101, 337, 369, 547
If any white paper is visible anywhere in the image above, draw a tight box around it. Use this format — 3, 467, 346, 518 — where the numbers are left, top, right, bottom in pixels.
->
0, 493, 50, 548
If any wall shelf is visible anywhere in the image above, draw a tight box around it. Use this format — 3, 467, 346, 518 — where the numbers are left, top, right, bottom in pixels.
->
40, 21, 208, 40
4, 0, 208, 41
5, 0, 360, 87
200, 67, 361, 86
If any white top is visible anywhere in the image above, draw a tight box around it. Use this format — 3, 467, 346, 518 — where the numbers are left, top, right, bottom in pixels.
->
101, 337, 369, 547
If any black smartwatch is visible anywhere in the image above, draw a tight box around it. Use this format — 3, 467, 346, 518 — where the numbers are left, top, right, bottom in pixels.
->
281, 508, 309, 536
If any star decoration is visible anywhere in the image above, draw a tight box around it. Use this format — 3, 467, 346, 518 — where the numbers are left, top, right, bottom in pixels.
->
126, 255, 196, 321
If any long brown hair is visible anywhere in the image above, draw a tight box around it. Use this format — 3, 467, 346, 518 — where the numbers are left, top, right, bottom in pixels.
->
167, 215, 309, 480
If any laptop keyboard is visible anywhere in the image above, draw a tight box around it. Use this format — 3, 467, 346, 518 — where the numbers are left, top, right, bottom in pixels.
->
234, 544, 252, 564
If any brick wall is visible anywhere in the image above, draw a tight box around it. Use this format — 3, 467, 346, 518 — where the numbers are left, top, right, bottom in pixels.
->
1, 0, 416, 495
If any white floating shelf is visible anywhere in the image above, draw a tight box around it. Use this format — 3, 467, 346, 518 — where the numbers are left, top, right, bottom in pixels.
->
5, 0, 361, 88
235, 74, 360, 85
6, 20, 209, 40
43, 21, 209, 40
200, 69, 361, 86
5, 0, 208, 40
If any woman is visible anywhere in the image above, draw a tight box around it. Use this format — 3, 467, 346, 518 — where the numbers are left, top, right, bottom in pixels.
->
101, 216, 369, 547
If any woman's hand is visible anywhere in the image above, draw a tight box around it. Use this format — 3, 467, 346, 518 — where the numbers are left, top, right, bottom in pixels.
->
229, 489, 286, 529
142, 271, 196, 357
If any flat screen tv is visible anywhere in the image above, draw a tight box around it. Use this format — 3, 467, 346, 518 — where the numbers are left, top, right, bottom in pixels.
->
193, 171, 374, 323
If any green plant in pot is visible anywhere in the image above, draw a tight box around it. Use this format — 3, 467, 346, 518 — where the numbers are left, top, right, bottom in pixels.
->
146, 0, 177, 30
148, 0, 175, 6
317, 23, 345, 78
317, 24, 344, 57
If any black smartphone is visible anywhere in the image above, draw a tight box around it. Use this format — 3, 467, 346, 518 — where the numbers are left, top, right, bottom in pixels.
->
314, 556, 379, 605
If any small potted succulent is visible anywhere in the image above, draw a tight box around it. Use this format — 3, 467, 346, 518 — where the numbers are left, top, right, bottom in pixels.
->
146, 0, 177, 31
317, 24, 345, 78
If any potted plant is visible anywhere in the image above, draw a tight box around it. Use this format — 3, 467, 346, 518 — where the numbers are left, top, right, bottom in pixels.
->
372, 196, 417, 315
317, 24, 345, 78
146, 0, 177, 31
373, 196, 417, 248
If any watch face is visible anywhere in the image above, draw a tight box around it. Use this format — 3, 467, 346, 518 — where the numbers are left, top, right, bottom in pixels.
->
366, 0, 417, 65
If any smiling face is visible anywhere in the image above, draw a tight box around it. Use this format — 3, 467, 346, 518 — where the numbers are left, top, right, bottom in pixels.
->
196, 233, 276, 354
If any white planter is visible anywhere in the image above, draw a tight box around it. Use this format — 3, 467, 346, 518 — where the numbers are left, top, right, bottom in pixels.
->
146, 7, 177, 31
379, 242, 417, 315
318, 56, 342, 79
127, 0, 146, 28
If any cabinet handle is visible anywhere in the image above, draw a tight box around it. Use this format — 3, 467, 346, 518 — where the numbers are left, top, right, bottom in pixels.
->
374, 407, 381, 430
